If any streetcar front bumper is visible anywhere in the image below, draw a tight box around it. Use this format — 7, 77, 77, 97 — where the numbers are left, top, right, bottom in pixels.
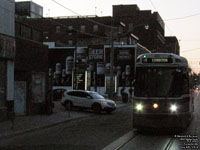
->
132, 112, 192, 129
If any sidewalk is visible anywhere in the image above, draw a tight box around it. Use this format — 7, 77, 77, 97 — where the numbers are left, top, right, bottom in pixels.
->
0, 101, 130, 140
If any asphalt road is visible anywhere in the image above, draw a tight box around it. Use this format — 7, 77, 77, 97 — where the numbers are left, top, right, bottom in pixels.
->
0, 104, 133, 150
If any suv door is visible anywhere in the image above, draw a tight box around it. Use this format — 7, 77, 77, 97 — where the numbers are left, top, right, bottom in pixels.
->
67, 91, 81, 107
79, 92, 93, 108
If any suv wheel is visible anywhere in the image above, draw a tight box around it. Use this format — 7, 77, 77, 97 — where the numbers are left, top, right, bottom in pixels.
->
64, 101, 73, 110
92, 103, 101, 114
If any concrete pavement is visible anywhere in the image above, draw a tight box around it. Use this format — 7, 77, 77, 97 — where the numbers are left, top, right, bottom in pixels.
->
0, 101, 130, 140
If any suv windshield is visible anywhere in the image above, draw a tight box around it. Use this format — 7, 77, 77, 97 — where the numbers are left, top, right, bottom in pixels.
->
134, 67, 189, 97
90, 93, 105, 99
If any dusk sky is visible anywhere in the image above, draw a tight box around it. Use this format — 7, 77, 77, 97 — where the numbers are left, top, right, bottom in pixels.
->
16, 0, 200, 73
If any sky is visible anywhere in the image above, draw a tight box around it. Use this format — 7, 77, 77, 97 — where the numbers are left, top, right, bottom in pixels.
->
16, 0, 200, 73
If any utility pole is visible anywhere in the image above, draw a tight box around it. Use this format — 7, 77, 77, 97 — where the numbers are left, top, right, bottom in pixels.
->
109, 28, 114, 99
109, 21, 126, 99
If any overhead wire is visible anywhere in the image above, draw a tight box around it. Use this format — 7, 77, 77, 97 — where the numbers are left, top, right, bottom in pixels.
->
148, 0, 174, 36
181, 48, 200, 53
165, 12, 200, 21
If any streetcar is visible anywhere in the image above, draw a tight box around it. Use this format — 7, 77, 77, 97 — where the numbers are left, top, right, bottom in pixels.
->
132, 53, 194, 129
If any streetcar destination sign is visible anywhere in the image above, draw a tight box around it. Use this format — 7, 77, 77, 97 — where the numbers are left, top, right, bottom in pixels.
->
142, 58, 172, 63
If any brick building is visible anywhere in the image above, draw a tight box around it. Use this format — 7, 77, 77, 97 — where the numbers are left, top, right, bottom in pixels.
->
16, 2, 180, 54
165, 36, 180, 55
23, 4, 170, 52
112, 5, 166, 52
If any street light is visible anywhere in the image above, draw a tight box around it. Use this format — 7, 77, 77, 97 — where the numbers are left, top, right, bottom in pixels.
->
118, 24, 149, 45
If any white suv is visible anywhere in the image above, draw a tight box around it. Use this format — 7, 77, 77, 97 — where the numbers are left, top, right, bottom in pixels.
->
61, 90, 116, 114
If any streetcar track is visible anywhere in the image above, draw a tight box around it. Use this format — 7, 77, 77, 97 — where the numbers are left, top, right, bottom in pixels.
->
101, 129, 138, 150
114, 137, 135, 150
163, 137, 175, 150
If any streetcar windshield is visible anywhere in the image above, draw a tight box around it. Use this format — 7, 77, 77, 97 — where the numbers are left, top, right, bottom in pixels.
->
134, 67, 189, 97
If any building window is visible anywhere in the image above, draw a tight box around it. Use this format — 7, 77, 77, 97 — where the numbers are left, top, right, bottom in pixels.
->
68, 33, 72, 36
32, 29, 41, 42
68, 26, 73, 31
43, 31, 49, 39
68, 40, 73, 45
21, 24, 31, 39
56, 25, 61, 33
80, 25, 85, 32
93, 25, 98, 32
39, 7, 43, 17
128, 23, 133, 32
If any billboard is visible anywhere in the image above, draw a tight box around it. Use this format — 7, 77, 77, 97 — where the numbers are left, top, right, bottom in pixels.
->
105, 46, 136, 86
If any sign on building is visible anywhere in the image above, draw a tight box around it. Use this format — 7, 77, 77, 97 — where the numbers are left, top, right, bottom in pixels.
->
88, 45, 104, 62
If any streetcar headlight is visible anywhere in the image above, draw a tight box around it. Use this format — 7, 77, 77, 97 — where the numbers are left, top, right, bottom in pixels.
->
170, 104, 178, 112
135, 103, 143, 111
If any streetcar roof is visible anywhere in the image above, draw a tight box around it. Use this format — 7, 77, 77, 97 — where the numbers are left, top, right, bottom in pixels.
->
136, 53, 188, 67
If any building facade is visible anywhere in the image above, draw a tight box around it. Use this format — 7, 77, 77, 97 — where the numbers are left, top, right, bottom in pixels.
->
112, 5, 166, 52
15, 21, 49, 115
165, 36, 180, 55
0, 0, 15, 121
